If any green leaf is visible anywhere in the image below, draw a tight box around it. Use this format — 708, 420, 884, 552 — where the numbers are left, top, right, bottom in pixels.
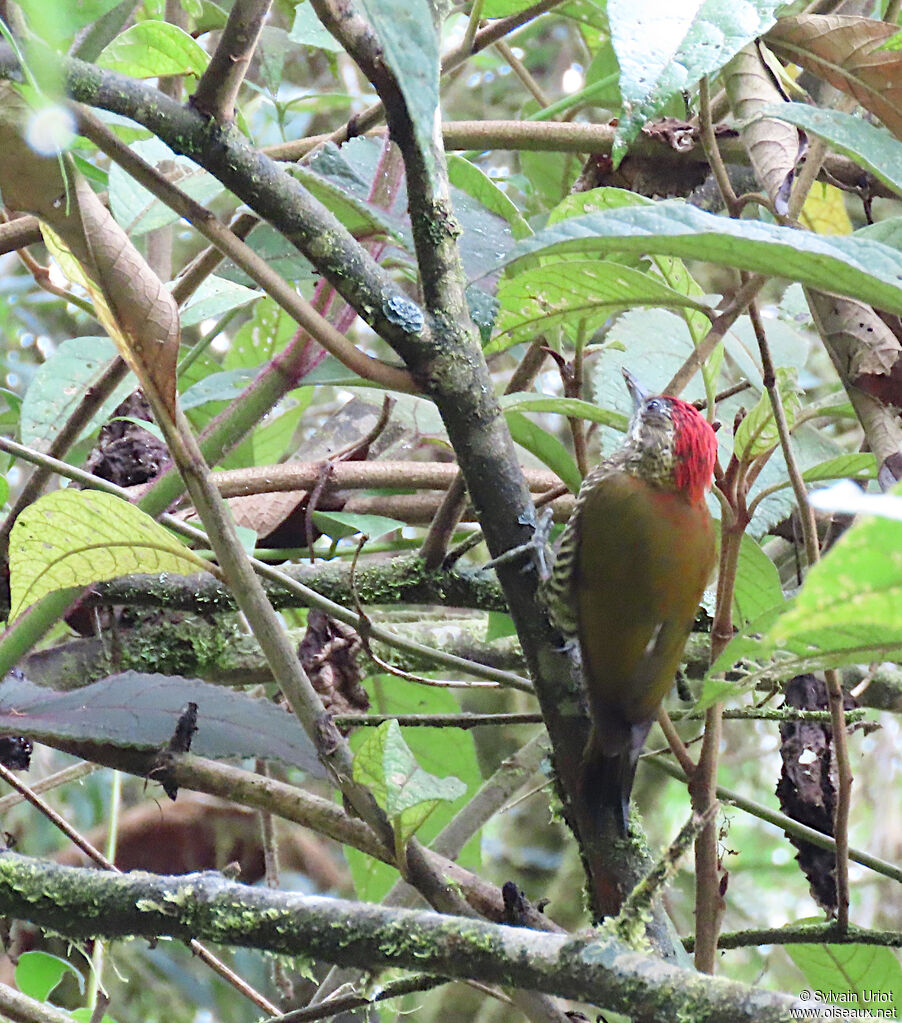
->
353, 720, 467, 848
109, 137, 223, 237
177, 275, 261, 327
310, 511, 405, 542
705, 486, 902, 698
490, 260, 710, 352
248, 395, 312, 467
289, 2, 344, 51
180, 368, 255, 410
494, 204, 902, 316
486, 610, 518, 641
15, 951, 82, 1002
759, 103, 902, 199
609, 0, 782, 161
346, 675, 482, 901
855, 217, 902, 250
447, 155, 532, 241
19, 337, 133, 448
733, 368, 800, 461
501, 394, 629, 431
787, 939, 902, 1011
97, 20, 210, 77
0, 671, 325, 773
697, 603, 786, 709
733, 534, 784, 628
358, 0, 440, 187
289, 164, 399, 241
8, 490, 211, 620
72, 1010, 118, 1023
803, 453, 877, 484
225, 296, 298, 371
547, 186, 652, 225
763, 501, 902, 670
505, 410, 582, 494
19, 0, 124, 47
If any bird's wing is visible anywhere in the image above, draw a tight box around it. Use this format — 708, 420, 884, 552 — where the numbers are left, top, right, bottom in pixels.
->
574, 471, 714, 738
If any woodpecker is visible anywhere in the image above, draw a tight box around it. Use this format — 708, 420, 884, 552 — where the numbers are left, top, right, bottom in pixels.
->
542, 369, 718, 833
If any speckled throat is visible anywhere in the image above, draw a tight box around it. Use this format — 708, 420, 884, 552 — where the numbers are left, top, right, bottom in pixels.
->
610, 405, 677, 489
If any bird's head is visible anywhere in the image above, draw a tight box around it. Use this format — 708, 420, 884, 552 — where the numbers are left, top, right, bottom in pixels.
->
619, 368, 718, 504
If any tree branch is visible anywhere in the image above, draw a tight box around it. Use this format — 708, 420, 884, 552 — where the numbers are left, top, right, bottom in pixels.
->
190, 0, 271, 122
0, 852, 804, 1023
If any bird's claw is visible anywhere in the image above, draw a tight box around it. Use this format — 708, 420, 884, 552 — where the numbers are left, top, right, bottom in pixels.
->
481, 507, 555, 578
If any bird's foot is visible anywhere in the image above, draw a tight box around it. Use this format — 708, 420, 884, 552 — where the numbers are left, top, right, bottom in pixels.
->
481, 507, 554, 579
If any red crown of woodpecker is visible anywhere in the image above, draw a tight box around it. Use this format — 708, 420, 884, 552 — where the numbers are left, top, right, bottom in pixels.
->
668, 398, 717, 504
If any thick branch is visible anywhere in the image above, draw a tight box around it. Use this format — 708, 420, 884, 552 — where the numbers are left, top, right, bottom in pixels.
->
0, 852, 802, 1023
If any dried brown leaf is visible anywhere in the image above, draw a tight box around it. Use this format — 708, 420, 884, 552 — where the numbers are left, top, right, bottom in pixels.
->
809, 292, 902, 406
766, 15, 902, 139
72, 175, 179, 415
0, 88, 179, 415
724, 44, 804, 207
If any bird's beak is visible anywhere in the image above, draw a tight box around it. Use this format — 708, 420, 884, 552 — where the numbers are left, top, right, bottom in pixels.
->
621, 367, 649, 411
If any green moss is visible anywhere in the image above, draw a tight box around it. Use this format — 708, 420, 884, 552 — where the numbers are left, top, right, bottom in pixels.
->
118, 611, 238, 677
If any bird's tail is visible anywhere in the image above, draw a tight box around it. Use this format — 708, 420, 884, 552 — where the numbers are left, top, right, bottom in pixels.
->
581, 721, 653, 836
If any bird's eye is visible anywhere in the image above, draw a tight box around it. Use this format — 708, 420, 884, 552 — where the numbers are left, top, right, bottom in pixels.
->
645, 398, 665, 413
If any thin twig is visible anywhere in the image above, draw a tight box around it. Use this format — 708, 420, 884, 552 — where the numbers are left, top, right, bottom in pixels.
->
748, 301, 851, 929
648, 755, 899, 884
664, 275, 765, 395
419, 338, 548, 569
494, 38, 551, 108
349, 536, 503, 690
614, 804, 718, 942
0, 761, 100, 815
656, 708, 696, 777
698, 77, 740, 216
685, 923, 902, 952
262, 974, 452, 1023
272, 0, 567, 158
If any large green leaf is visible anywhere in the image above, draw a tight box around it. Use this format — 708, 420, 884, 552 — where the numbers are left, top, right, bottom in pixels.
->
447, 155, 532, 242
705, 492, 902, 697
15, 951, 81, 1003
733, 368, 800, 461
759, 103, 902, 199
8, 490, 210, 620
224, 296, 297, 371
733, 534, 784, 628
494, 204, 902, 316
609, 0, 782, 160
18, 0, 124, 48
97, 20, 210, 78
764, 506, 902, 668
177, 275, 260, 327
289, 3, 344, 51
490, 260, 711, 352
501, 394, 628, 431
